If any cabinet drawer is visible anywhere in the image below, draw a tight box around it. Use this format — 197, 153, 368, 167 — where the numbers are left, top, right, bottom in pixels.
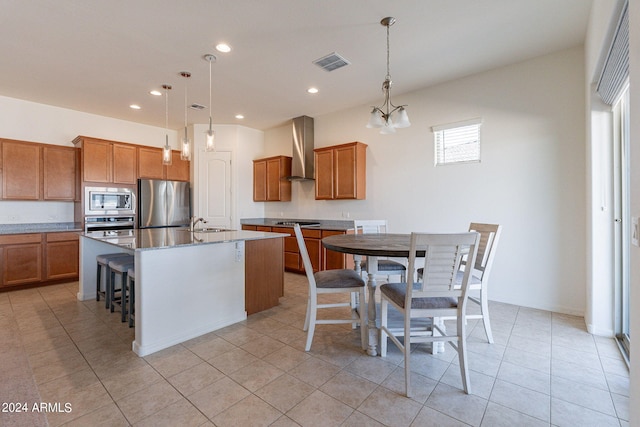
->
302, 229, 322, 238
271, 226, 293, 235
284, 236, 298, 253
46, 232, 80, 242
256, 226, 272, 232
0, 233, 42, 245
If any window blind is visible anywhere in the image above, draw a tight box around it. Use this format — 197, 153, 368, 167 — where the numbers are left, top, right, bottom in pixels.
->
432, 118, 482, 166
597, 1, 629, 105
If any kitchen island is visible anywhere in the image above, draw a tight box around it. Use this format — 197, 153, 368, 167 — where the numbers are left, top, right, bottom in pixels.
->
78, 228, 286, 356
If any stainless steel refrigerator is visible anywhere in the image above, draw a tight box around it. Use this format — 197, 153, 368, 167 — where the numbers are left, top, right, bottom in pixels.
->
138, 179, 191, 228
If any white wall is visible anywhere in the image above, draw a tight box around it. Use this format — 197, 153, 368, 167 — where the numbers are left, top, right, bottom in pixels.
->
0, 95, 179, 223
264, 47, 587, 316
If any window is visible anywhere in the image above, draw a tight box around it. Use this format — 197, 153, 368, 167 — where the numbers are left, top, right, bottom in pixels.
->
432, 118, 482, 166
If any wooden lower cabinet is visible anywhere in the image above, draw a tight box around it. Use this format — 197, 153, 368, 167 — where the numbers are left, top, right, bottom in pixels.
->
242, 224, 350, 273
45, 232, 79, 280
1, 234, 43, 287
0, 232, 79, 290
245, 237, 284, 315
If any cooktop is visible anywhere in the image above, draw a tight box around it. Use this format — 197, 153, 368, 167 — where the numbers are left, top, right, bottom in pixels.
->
276, 221, 321, 227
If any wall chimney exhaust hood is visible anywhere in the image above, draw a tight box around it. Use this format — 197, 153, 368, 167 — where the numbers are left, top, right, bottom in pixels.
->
286, 115, 315, 181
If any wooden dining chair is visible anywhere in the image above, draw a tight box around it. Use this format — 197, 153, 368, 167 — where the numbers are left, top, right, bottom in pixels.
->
380, 231, 480, 396
418, 222, 502, 344
293, 224, 367, 352
353, 219, 406, 282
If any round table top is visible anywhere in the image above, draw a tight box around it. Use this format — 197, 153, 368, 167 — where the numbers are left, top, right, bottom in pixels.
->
322, 233, 425, 257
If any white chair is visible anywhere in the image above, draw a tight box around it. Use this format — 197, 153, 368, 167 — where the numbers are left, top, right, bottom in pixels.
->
293, 224, 367, 352
380, 232, 480, 396
353, 219, 406, 282
418, 222, 502, 344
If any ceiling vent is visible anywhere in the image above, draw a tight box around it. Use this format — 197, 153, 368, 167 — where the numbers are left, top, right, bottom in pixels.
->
189, 103, 206, 110
313, 52, 350, 72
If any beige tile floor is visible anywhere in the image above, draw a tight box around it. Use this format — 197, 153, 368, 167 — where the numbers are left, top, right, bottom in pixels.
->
0, 272, 630, 426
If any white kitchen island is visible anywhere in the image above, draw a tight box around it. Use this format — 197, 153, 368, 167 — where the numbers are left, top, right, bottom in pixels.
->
78, 228, 286, 356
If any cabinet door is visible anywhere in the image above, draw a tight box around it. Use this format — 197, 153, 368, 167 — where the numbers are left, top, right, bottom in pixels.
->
314, 149, 334, 200
82, 139, 112, 183
43, 146, 77, 200
2, 140, 41, 200
3, 243, 42, 286
322, 230, 350, 270
266, 158, 283, 201
46, 240, 79, 280
166, 151, 190, 181
138, 147, 164, 180
253, 160, 267, 201
334, 144, 357, 199
113, 143, 137, 184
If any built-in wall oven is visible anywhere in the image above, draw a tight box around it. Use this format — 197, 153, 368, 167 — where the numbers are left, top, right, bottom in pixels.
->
84, 187, 136, 232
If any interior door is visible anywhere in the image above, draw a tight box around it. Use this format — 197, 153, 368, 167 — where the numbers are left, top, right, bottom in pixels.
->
198, 151, 232, 228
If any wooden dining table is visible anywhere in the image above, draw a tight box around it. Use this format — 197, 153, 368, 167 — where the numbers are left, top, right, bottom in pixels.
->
322, 233, 423, 356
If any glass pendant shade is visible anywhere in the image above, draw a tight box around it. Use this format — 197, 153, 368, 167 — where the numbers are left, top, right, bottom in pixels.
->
380, 120, 396, 134
366, 109, 384, 128
205, 127, 215, 152
162, 135, 172, 165
181, 129, 191, 161
394, 107, 411, 128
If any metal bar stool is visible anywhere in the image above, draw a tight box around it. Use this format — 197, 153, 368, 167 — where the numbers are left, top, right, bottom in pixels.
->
126, 267, 135, 327
108, 255, 135, 322
96, 253, 133, 309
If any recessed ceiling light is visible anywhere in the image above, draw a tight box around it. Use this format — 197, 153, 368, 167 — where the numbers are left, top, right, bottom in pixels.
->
149, 90, 162, 96
235, 114, 244, 119
216, 43, 231, 53
307, 87, 319, 94
129, 104, 141, 110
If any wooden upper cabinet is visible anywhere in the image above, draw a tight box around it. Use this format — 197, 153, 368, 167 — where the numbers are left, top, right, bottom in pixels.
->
1, 140, 41, 200
166, 151, 190, 181
253, 156, 291, 202
138, 147, 190, 181
43, 145, 78, 200
79, 137, 112, 183
112, 143, 137, 184
137, 146, 164, 179
314, 142, 367, 200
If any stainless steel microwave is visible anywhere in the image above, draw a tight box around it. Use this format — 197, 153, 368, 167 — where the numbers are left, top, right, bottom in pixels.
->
85, 187, 135, 216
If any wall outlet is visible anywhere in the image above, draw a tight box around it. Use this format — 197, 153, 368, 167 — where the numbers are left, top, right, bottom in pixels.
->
632, 217, 639, 247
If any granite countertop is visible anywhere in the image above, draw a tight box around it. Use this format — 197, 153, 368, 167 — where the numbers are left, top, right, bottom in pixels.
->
81, 228, 288, 251
0, 222, 83, 235
240, 218, 354, 231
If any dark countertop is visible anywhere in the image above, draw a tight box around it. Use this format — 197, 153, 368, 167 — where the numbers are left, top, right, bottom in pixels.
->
240, 218, 355, 231
0, 222, 83, 235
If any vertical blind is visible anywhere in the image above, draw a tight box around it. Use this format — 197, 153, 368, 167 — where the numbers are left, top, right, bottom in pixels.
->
597, 1, 629, 105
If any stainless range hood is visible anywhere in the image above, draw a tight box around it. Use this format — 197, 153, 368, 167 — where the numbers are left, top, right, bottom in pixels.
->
286, 115, 315, 181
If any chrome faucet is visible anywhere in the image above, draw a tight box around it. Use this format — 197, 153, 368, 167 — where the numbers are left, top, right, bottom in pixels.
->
189, 216, 208, 232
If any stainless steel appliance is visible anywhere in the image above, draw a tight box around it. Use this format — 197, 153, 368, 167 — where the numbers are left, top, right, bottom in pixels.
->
85, 187, 135, 216
84, 216, 135, 232
138, 179, 191, 228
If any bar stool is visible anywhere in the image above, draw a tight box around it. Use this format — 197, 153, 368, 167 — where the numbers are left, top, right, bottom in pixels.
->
126, 267, 135, 327
109, 255, 135, 322
96, 253, 132, 309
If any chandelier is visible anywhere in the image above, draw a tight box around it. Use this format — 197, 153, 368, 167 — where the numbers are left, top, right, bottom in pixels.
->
366, 17, 410, 134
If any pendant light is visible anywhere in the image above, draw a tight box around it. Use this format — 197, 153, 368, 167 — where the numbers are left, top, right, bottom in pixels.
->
162, 84, 173, 165
366, 17, 410, 134
180, 71, 191, 161
203, 54, 216, 151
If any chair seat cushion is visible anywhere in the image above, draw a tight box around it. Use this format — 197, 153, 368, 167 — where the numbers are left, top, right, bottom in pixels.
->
381, 283, 457, 309
314, 269, 365, 289
361, 259, 406, 272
